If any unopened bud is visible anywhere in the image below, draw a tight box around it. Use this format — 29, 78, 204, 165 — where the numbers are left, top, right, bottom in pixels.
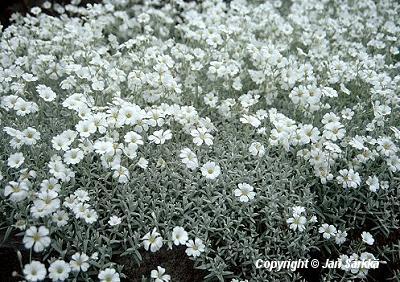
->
17, 250, 22, 262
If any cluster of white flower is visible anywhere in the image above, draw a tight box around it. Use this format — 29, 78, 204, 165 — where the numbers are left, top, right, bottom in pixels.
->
64, 189, 98, 224
0, 0, 399, 280
337, 252, 378, 279
142, 226, 205, 258
286, 206, 317, 232
22, 252, 108, 282
317, 223, 350, 247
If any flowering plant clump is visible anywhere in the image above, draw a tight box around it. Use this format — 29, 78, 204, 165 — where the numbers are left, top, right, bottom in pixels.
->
0, 0, 399, 281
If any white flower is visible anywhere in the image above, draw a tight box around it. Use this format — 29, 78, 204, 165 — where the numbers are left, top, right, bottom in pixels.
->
309, 215, 318, 223
349, 136, 367, 150
248, 142, 265, 157
36, 84, 56, 102
22, 127, 41, 145
30, 7, 42, 15
323, 121, 346, 141
381, 181, 389, 190
336, 169, 361, 189
74, 189, 90, 202
185, 238, 205, 258
7, 152, 25, 168
94, 140, 114, 155
148, 129, 172, 144
322, 112, 340, 125
292, 206, 306, 216
76, 120, 96, 138
387, 155, 400, 172
83, 209, 98, 224
64, 149, 84, 165
172, 226, 188, 246
239, 93, 260, 108
14, 99, 38, 116
124, 143, 138, 159
142, 228, 163, 252
31, 190, 60, 218
23, 226, 51, 252
151, 266, 171, 282
179, 148, 198, 170
204, 92, 218, 107
338, 254, 351, 271
52, 135, 68, 152
137, 157, 149, 169
147, 109, 166, 127
112, 165, 130, 183
108, 215, 122, 226
234, 183, 256, 202
48, 260, 71, 281
72, 202, 90, 218
137, 12, 150, 24
335, 230, 347, 245
257, 127, 267, 135
190, 127, 213, 146
341, 108, 354, 120
366, 176, 379, 192
361, 231, 374, 245
92, 79, 105, 91
360, 252, 376, 262
51, 131, 76, 151
52, 210, 69, 227
98, 268, 120, 282
377, 137, 397, 157
124, 131, 143, 146
23, 261, 47, 282
63, 195, 78, 210
299, 125, 320, 144
201, 162, 221, 179
119, 105, 143, 126
240, 114, 261, 128
4, 181, 29, 202
22, 73, 38, 82
70, 252, 90, 272
287, 215, 307, 232
48, 158, 75, 180
319, 224, 337, 239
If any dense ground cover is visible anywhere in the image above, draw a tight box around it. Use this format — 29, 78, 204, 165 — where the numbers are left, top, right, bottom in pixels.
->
0, 0, 400, 281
